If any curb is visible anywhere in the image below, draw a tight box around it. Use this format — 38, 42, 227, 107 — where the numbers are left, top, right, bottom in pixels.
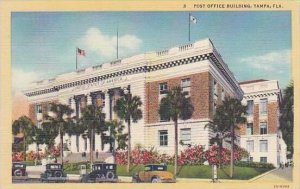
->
248, 168, 278, 182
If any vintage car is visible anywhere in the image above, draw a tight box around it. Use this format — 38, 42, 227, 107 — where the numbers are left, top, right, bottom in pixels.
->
12, 162, 28, 180
132, 164, 175, 183
81, 163, 118, 183
40, 163, 67, 183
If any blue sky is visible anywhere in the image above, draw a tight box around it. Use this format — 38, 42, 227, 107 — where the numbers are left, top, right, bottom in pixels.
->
12, 11, 291, 93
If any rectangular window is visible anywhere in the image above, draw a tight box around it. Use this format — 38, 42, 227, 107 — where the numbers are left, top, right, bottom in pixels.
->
260, 122, 268, 135
246, 100, 254, 115
260, 157, 267, 163
213, 80, 218, 97
249, 157, 253, 162
37, 122, 42, 129
159, 83, 168, 94
246, 123, 253, 135
260, 140, 268, 152
213, 80, 218, 114
159, 130, 168, 146
221, 88, 225, 101
180, 128, 191, 142
260, 98, 268, 115
246, 140, 254, 152
84, 138, 87, 151
181, 78, 191, 96
35, 104, 42, 114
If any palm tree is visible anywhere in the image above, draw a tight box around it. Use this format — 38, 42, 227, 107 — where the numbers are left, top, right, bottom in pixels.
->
80, 104, 106, 165
45, 103, 74, 165
280, 82, 294, 157
31, 127, 47, 165
106, 120, 128, 163
41, 121, 59, 148
12, 116, 35, 161
218, 97, 247, 178
69, 118, 86, 152
205, 107, 232, 167
158, 86, 194, 177
113, 89, 142, 173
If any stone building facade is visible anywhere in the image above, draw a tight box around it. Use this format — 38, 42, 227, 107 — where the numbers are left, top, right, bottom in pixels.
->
23, 38, 243, 155
239, 79, 287, 167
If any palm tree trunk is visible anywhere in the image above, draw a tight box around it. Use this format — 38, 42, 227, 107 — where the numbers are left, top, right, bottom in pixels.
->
60, 130, 64, 165
90, 128, 94, 165
230, 125, 234, 178
127, 120, 131, 173
112, 140, 116, 164
174, 119, 178, 178
218, 142, 222, 168
76, 135, 79, 152
23, 135, 26, 161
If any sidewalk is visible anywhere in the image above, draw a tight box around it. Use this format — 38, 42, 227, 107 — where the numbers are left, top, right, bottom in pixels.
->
250, 167, 293, 183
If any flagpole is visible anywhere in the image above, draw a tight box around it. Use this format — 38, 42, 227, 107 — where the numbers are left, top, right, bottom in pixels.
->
76, 47, 78, 70
188, 12, 191, 42
117, 25, 119, 59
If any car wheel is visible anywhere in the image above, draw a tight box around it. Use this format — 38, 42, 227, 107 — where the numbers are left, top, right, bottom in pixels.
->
132, 178, 139, 183
106, 171, 115, 181
151, 177, 160, 183
14, 169, 22, 177
54, 171, 62, 177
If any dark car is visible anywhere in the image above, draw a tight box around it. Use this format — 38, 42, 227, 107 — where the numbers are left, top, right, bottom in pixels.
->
40, 163, 67, 183
132, 164, 175, 183
12, 162, 28, 180
81, 163, 118, 183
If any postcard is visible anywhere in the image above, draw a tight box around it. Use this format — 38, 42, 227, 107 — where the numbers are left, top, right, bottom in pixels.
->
0, 1, 299, 189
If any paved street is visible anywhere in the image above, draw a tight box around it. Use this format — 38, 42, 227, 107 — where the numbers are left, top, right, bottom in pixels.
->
251, 167, 293, 183
13, 165, 293, 184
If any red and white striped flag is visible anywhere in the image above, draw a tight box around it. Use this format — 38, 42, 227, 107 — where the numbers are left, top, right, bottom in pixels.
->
77, 48, 86, 56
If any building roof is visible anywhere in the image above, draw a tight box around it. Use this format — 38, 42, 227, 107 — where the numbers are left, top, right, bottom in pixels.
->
239, 79, 268, 85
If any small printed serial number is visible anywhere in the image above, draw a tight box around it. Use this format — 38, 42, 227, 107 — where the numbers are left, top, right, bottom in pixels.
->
274, 185, 289, 188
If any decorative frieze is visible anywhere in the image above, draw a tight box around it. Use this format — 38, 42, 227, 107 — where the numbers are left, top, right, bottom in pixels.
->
24, 51, 239, 98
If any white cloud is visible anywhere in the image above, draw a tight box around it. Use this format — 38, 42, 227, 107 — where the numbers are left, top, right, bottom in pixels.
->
12, 68, 43, 95
78, 27, 142, 58
240, 49, 291, 72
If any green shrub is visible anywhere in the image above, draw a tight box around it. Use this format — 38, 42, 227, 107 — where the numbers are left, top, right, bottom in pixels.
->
234, 161, 275, 169
63, 162, 91, 172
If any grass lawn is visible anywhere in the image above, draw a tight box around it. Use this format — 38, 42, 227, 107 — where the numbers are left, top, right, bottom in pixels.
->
116, 165, 271, 180
64, 164, 272, 180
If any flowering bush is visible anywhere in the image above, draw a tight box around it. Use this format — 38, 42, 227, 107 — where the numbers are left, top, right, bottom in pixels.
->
234, 145, 249, 160
26, 150, 46, 161
178, 145, 205, 165
205, 145, 247, 165
12, 152, 25, 161
115, 150, 127, 165
26, 151, 35, 161
205, 145, 230, 165
46, 145, 60, 157
156, 153, 174, 164
116, 144, 250, 166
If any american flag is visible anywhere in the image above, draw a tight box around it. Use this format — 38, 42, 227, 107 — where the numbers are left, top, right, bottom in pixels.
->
77, 48, 86, 56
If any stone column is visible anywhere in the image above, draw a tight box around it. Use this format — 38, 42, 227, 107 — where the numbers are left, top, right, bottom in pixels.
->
104, 91, 110, 121
70, 97, 76, 118
87, 94, 92, 106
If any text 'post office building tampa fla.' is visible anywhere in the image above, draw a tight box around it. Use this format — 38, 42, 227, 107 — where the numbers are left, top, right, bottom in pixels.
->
22, 38, 286, 167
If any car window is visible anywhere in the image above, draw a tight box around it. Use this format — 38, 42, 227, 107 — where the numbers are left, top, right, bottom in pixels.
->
50, 165, 61, 169
153, 165, 166, 171
144, 166, 151, 171
14, 164, 25, 168
93, 166, 101, 171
